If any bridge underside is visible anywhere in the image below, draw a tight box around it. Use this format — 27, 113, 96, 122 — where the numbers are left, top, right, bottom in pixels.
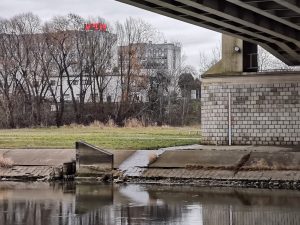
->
117, 0, 300, 66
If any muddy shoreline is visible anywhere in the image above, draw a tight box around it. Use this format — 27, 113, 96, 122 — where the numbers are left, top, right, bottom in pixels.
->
125, 177, 300, 190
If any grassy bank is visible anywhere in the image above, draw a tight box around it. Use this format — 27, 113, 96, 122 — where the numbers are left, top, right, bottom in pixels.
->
0, 126, 201, 150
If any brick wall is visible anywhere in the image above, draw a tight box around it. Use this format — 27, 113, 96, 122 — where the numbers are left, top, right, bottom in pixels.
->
201, 73, 300, 145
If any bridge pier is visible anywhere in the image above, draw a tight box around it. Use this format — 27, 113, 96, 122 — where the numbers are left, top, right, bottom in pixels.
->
201, 72, 300, 145
202, 35, 300, 146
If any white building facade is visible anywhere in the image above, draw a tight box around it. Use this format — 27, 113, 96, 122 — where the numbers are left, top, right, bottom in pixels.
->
47, 42, 181, 106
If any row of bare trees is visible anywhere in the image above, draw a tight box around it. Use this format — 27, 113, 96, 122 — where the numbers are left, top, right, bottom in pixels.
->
0, 13, 163, 128
0, 13, 194, 128
0, 13, 111, 127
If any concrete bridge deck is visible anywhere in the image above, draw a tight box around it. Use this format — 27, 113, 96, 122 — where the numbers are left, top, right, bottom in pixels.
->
116, 0, 300, 66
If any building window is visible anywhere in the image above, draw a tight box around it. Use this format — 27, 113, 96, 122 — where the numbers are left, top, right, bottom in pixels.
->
85, 80, 92, 85
50, 80, 56, 86
33, 81, 39, 87
107, 95, 112, 103
50, 105, 56, 112
91, 93, 98, 99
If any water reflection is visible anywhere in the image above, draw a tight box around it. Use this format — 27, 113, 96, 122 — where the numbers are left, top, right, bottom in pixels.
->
0, 182, 300, 225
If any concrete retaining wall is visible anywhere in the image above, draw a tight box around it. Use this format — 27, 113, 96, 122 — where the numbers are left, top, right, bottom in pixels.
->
201, 72, 300, 145
76, 141, 113, 177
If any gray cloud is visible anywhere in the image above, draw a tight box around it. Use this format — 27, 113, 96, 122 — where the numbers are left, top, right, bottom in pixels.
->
0, 0, 221, 69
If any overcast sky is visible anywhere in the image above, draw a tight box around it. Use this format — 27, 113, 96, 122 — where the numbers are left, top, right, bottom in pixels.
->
0, 0, 221, 69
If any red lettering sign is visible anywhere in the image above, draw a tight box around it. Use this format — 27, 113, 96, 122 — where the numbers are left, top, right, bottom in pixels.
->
84, 24, 91, 30
84, 23, 107, 32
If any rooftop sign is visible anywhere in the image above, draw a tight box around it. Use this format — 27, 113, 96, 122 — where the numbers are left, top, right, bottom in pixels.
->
84, 23, 107, 32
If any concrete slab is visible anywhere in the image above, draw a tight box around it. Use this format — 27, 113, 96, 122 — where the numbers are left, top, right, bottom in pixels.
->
0, 149, 75, 166
0, 166, 56, 180
156, 145, 251, 152
149, 150, 248, 168
109, 150, 136, 169
242, 152, 300, 170
158, 145, 300, 152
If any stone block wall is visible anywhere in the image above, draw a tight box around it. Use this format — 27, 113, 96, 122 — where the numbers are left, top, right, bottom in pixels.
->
201, 72, 300, 145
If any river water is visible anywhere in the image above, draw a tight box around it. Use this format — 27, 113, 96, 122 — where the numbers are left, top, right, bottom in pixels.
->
0, 182, 300, 225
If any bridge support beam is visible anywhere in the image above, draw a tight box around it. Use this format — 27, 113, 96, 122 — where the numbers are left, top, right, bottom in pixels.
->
206, 35, 258, 75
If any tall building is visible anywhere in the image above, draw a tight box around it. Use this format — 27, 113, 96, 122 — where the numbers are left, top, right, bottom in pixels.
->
118, 42, 181, 76
45, 29, 119, 105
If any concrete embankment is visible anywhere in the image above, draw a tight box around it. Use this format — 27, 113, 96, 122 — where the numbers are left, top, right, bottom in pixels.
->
2, 144, 300, 190
0, 149, 75, 181
112, 145, 300, 189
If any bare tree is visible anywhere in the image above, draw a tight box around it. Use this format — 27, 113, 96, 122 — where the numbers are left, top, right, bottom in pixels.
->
258, 47, 298, 72
0, 13, 48, 127
0, 18, 20, 128
14, 14, 50, 126
0, 13, 175, 127
115, 18, 160, 124
198, 45, 221, 75
43, 18, 72, 126
84, 17, 117, 119
199, 44, 297, 74
44, 14, 118, 124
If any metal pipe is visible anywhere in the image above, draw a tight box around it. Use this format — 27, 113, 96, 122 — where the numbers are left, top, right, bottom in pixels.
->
228, 92, 232, 146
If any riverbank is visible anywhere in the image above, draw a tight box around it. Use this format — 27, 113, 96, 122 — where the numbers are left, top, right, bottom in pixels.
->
1, 144, 300, 190
111, 145, 300, 190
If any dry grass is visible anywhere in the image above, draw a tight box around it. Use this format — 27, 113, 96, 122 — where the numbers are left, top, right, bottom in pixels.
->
106, 119, 117, 128
185, 164, 235, 170
0, 155, 13, 168
59, 118, 161, 129
242, 159, 300, 171
63, 123, 85, 129
63, 119, 117, 129
124, 118, 144, 128
253, 159, 269, 169
185, 153, 252, 172
89, 120, 106, 128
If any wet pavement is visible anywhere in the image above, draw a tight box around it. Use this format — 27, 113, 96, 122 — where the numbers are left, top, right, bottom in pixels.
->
118, 150, 159, 176
117, 146, 185, 176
